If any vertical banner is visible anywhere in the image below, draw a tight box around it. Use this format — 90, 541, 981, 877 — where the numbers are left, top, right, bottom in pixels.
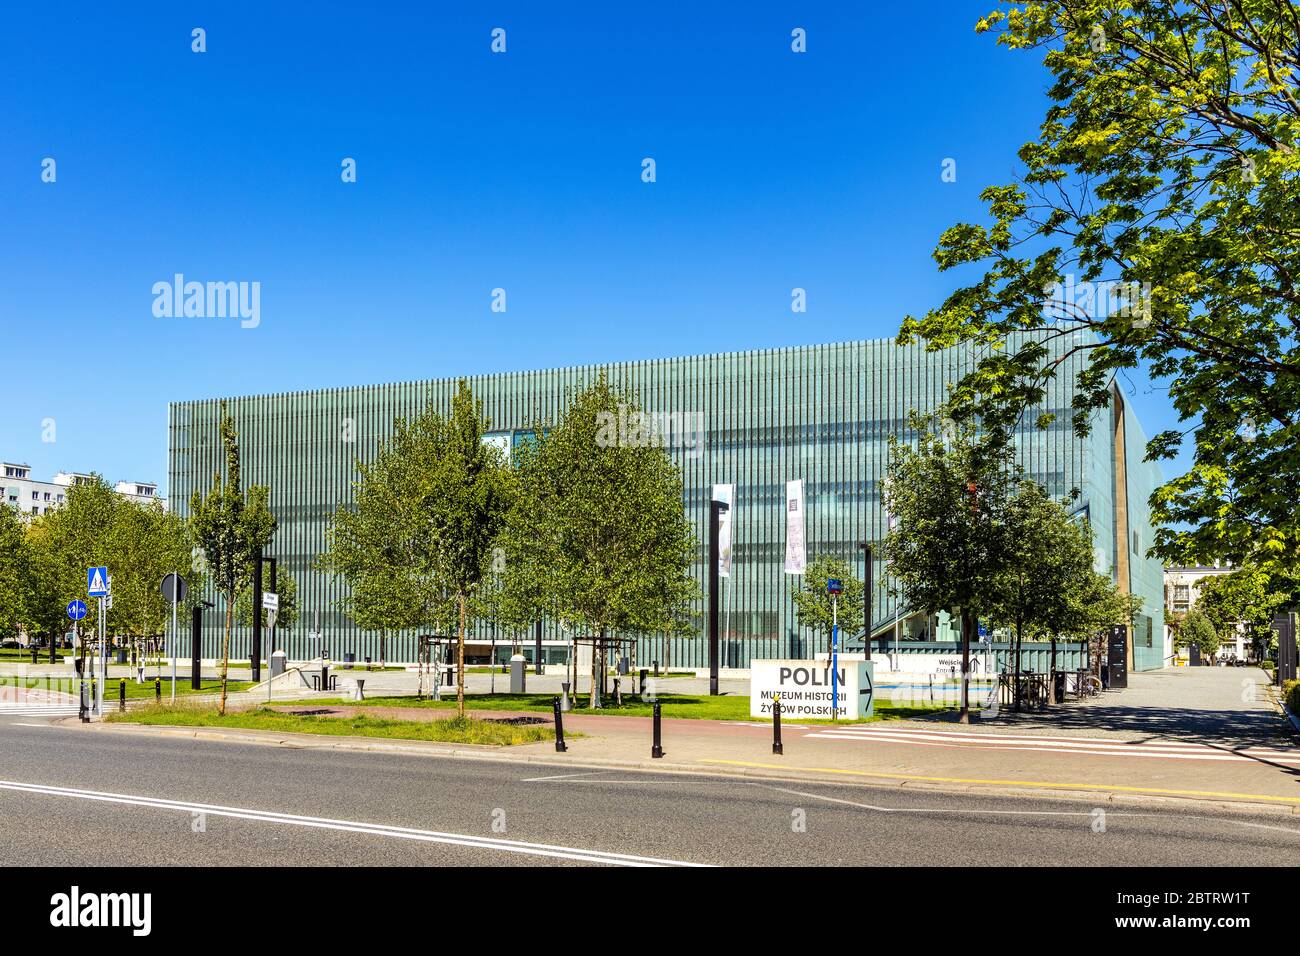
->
711, 483, 734, 578
784, 479, 806, 575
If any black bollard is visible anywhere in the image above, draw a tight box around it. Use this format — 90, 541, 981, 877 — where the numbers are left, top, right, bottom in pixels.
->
552, 696, 567, 752
653, 660, 660, 677
651, 701, 664, 758
773, 697, 784, 755
119, 679, 126, 713
155, 677, 161, 703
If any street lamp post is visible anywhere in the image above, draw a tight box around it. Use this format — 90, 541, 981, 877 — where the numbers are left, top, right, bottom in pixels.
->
708, 499, 729, 696
858, 542, 872, 661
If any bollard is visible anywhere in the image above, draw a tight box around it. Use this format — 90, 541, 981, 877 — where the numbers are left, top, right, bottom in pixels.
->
651, 701, 664, 758
155, 677, 161, 703
772, 696, 784, 755
653, 660, 660, 677
552, 696, 567, 753
79, 683, 89, 723
119, 679, 126, 713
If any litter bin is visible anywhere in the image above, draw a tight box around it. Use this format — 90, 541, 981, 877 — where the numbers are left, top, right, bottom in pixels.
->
115, 648, 127, 665
270, 650, 287, 678
1053, 671, 1066, 703
344, 652, 355, 670
509, 653, 526, 694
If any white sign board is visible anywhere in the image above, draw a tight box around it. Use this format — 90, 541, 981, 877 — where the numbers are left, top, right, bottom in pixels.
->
783, 480, 806, 575
262, 592, 279, 611
711, 483, 734, 578
750, 658, 875, 720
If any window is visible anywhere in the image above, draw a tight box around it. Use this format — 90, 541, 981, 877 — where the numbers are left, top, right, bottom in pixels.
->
31, 491, 38, 500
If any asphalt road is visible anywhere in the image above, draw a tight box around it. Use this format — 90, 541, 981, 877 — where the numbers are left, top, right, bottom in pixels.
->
0, 713, 1296, 867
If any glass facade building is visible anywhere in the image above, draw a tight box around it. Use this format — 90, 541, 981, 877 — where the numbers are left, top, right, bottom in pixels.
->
169, 336, 1165, 671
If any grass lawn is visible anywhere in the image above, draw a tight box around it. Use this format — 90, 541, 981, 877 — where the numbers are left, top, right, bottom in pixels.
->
0, 675, 254, 698
0, 648, 67, 662
108, 702, 556, 746
280, 691, 940, 723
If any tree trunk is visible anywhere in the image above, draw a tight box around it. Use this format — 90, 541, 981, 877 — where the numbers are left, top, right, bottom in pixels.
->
218, 596, 233, 716
1013, 615, 1023, 713
456, 592, 467, 718
1048, 637, 1058, 705
590, 628, 604, 709
959, 610, 973, 722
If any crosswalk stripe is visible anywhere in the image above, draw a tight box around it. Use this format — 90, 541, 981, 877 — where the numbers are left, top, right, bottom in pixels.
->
803, 726, 1300, 763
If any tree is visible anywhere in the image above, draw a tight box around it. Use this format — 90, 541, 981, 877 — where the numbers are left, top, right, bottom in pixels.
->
189, 404, 276, 714
108, 500, 200, 670
0, 505, 31, 641
30, 478, 119, 668
1196, 566, 1286, 660
882, 415, 1018, 721
898, 1, 1300, 596
990, 481, 1095, 705
791, 555, 866, 655
1178, 609, 1221, 660
496, 374, 698, 707
235, 568, 299, 633
319, 380, 511, 717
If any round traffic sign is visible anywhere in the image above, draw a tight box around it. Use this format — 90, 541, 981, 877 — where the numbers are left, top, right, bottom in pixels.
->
161, 572, 188, 604
66, 600, 87, 621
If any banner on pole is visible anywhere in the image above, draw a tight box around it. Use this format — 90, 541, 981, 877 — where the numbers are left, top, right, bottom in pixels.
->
711, 483, 734, 578
784, 479, 806, 575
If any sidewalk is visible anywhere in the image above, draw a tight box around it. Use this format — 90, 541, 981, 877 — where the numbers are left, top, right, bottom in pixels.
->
86, 680, 1300, 816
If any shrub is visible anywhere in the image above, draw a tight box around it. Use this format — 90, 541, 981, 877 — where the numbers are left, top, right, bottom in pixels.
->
1285, 679, 1300, 715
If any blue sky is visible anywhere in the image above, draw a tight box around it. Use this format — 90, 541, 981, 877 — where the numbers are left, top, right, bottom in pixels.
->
1, 1, 1181, 495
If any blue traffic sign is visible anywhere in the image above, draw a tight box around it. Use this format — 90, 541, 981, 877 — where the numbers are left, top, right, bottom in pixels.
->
66, 600, 87, 621
826, 578, 843, 595
87, 567, 108, 597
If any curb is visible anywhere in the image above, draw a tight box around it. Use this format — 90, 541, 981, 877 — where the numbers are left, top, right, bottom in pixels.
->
74, 718, 1300, 820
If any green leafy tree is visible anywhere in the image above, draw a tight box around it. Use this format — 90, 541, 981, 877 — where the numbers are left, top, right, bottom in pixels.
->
791, 555, 866, 655
882, 415, 1018, 721
189, 403, 276, 714
30, 478, 119, 668
898, 0, 1300, 595
235, 568, 299, 634
1178, 609, 1221, 660
990, 481, 1096, 704
1196, 566, 1286, 660
0, 505, 30, 642
21, 519, 74, 656
108, 500, 201, 667
496, 374, 698, 707
319, 381, 511, 716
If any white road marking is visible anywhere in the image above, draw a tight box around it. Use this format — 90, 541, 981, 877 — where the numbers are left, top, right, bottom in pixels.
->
521, 770, 610, 782
0, 778, 709, 867
749, 783, 1300, 836
807, 726, 1300, 763
10, 723, 50, 728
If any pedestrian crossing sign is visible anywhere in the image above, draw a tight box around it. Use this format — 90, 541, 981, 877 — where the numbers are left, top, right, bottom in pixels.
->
88, 567, 109, 597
